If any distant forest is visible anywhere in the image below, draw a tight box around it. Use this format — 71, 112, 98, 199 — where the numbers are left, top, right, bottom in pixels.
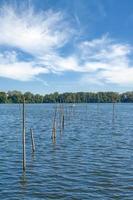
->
0, 91, 133, 103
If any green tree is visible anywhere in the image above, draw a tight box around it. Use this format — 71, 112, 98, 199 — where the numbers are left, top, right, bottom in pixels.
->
0, 92, 7, 103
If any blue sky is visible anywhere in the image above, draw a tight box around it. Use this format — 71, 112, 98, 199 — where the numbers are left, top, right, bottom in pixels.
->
0, 0, 133, 94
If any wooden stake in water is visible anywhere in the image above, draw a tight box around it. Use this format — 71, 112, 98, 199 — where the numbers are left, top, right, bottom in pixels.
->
97, 93, 99, 113
52, 106, 57, 139
30, 128, 35, 152
22, 97, 26, 171
62, 114, 64, 130
112, 101, 115, 122
52, 121, 56, 139
60, 103, 64, 133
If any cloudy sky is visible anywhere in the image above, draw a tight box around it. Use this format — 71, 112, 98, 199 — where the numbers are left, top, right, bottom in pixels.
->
0, 0, 133, 93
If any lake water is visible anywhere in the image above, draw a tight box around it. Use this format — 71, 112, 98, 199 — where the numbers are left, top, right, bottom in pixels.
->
0, 103, 133, 200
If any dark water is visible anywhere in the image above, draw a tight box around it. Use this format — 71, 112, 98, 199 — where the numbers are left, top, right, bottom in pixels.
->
0, 103, 133, 200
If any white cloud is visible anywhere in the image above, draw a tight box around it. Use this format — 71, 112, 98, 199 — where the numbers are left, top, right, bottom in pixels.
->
0, 52, 48, 81
78, 36, 133, 85
0, 5, 133, 86
0, 5, 74, 81
38, 54, 81, 73
0, 5, 71, 55
100, 67, 133, 84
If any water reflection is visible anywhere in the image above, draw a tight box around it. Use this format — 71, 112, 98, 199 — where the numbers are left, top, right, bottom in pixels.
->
31, 152, 35, 162
20, 171, 27, 188
52, 137, 56, 145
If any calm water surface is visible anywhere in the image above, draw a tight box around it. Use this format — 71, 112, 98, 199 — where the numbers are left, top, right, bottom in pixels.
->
0, 104, 133, 200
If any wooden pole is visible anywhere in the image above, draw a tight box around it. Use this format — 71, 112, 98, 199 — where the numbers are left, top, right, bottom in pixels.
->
22, 97, 26, 171
62, 114, 64, 130
60, 104, 62, 132
52, 106, 57, 139
112, 101, 115, 122
97, 93, 99, 113
30, 128, 35, 152
52, 121, 56, 139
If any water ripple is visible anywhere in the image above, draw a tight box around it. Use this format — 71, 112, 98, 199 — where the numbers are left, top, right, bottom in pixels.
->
0, 103, 133, 200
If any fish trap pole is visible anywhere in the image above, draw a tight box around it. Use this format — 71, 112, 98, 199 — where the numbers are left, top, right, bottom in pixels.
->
61, 104, 65, 130
112, 101, 115, 122
62, 113, 64, 130
30, 128, 35, 153
22, 96, 26, 171
52, 105, 57, 139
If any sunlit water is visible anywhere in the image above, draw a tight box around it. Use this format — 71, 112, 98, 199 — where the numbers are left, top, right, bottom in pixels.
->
0, 104, 133, 200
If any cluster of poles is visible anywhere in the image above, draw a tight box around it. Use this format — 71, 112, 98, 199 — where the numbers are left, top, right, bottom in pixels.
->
51, 103, 65, 141
21, 98, 74, 172
21, 97, 116, 172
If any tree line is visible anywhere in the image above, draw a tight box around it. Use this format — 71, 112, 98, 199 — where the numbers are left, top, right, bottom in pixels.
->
0, 91, 133, 103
